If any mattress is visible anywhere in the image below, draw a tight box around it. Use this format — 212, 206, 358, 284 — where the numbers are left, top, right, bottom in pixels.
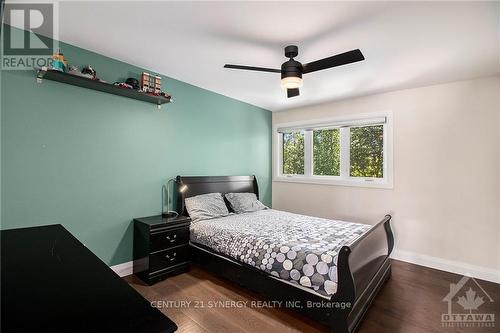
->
190, 209, 371, 297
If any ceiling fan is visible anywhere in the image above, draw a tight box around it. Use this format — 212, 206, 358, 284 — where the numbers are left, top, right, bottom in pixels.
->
224, 45, 365, 98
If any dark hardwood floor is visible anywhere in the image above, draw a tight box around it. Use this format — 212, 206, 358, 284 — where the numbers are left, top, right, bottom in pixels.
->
124, 260, 500, 333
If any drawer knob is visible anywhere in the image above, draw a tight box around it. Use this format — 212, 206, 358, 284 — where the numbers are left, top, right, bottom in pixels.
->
165, 234, 177, 242
165, 252, 177, 261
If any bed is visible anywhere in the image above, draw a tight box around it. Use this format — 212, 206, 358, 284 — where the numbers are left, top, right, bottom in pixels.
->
175, 175, 394, 333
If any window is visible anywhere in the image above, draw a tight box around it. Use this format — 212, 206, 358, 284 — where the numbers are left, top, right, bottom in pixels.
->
282, 131, 304, 175
313, 128, 340, 176
275, 113, 393, 188
350, 125, 384, 178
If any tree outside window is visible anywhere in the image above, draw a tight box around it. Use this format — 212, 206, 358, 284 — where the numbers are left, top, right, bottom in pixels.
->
282, 131, 304, 175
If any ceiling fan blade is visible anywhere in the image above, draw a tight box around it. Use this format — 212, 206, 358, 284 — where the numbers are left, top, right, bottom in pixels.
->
302, 49, 364, 74
287, 88, 300, 98
224, 64, 281, 73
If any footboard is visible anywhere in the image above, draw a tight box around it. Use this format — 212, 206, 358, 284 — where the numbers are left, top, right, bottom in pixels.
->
331, 215, 394, 333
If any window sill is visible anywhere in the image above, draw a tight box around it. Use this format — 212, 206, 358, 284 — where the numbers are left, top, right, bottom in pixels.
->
273, 176, 394, 189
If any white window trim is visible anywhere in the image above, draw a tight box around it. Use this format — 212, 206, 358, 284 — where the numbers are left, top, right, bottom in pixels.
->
273, 111, 394, 189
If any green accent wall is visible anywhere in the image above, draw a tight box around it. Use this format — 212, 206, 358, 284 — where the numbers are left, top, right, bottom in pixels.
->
1, 27, 272, 266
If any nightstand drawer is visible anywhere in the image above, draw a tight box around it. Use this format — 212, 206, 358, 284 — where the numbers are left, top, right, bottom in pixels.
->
150, 245, 189, 273
150, 227, 189, 252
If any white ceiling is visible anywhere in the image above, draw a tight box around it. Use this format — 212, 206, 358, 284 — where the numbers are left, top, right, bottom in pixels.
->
38, 1, 500, 110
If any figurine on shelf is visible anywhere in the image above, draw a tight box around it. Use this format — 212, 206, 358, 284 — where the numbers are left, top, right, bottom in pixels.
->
81, 65, 96, 79
67, 65, 81, 76
113, 82, 133, 89
125, 78, 140, 90
160, 91, 171, 99
51, 49, 68, 72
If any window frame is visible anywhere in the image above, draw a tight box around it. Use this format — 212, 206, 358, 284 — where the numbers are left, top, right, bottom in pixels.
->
274, 112, 393, 189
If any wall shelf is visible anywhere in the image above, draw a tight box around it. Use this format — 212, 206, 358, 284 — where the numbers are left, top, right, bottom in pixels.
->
36, 67, 172, 108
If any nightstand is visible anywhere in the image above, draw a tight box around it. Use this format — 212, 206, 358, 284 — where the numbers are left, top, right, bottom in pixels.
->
133, 215, 191, 285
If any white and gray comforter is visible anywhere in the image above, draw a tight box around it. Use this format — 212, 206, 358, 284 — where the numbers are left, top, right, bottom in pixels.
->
190, 209, 371, 297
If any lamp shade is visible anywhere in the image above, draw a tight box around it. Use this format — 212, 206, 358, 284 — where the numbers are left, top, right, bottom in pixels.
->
281, 76, 303, 89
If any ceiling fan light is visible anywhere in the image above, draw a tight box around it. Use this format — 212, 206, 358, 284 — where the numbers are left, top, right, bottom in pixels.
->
281, 76, 303, 89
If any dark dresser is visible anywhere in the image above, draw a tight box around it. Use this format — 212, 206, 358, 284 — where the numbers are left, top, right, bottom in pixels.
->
133, 215, 191, 285
1, 224, 177, 333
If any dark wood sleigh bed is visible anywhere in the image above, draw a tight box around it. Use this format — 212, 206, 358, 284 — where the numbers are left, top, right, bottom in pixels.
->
175, 175, 394, 333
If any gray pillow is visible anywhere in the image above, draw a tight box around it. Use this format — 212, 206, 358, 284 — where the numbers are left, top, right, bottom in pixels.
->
185, 193, 229, 223
225, 192, 267, 214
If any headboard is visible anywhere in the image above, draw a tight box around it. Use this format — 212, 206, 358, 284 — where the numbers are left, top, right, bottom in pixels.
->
175, 175, 259, 216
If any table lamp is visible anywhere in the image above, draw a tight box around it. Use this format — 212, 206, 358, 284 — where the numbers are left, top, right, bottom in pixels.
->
161, 178, 188, 218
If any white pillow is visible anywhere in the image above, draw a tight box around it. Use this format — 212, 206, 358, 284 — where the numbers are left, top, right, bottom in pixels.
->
185, 193, 229, 223
225, 192, 267, 214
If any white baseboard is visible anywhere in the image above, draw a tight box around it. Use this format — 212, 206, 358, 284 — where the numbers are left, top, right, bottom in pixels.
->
391, 249, 500, 284
110, 260, 133, 277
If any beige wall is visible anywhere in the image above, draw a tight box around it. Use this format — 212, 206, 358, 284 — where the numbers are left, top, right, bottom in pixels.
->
272, 76, 500, 279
